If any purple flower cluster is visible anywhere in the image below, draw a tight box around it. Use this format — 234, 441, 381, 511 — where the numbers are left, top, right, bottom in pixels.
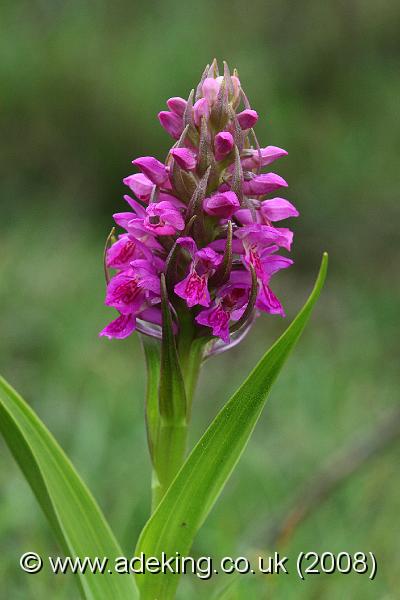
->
100, 61, 299, 347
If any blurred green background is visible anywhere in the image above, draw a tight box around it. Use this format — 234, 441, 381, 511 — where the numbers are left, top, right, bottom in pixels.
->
1, 1, 399, 598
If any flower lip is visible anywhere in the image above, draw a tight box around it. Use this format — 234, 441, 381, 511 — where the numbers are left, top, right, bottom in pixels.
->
106, 234, 146, 270
174, 269, 211, 308
105, 270, 144, 314
196, 303, 231, 343
100, 313, 136, 339
144, 201, 185, 236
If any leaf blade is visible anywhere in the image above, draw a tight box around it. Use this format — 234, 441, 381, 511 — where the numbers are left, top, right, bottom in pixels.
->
0, 377, 138, 600
141, 334, 161, 462
136, 253, 328, 599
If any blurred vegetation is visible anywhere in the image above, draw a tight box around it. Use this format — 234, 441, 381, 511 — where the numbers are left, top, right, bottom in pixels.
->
1, 0, 399, 598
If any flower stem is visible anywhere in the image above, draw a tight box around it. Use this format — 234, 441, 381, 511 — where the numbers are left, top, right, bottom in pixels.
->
179, 336, 205, 417
150, 418, 188, 511
142, 327, 205, 513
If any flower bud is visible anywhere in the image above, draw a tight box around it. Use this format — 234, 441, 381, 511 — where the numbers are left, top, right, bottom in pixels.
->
260, 198, 299, 221
237, 109, 259, 130
202, 77, 220, 104
170, 148, 197, 171
231, 75, 241, 100
241, 146, 288, 169
193, 98, 210, 126
167, 97, 187, 116
243, 173, 288, 195
132, 156, 169, 186
214, 131, 234, 160
158, 111, 184, 139
203, 191, 240, 218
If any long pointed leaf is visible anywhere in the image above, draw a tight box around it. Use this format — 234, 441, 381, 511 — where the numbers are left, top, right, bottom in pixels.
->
136, 253, 328, 599
141, 334, 161, 461
0, 377, 138, 600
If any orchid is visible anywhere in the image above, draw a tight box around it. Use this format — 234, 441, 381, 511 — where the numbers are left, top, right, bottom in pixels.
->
102, 60, 300, 349
1, 60, 327, 600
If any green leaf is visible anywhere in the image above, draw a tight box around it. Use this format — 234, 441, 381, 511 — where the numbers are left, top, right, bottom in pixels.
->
0, 377, 138, 600
135, 253, 328, 600
141, 334, 161, 462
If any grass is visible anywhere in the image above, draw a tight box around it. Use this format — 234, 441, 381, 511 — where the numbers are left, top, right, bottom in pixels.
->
0, 210, 398, 598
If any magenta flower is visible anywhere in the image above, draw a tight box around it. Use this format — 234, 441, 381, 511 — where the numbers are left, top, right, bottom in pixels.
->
175, 269, 210, 308
214, 132, 234, 161
106, 234, 151, 270
202, 77, 220, 104
158, 111, 183, 139
235, 197, 299, 227
203, 191, 240, 218
99, 307, 163, 339
132, 156, 169, 186
235, 223, 293, 252
194, 246, 222, 270
230, 75, 241, 101
260, 198, 299, 222
243, 173, 288, 196
196, 304, 231, 343
123, 173, 154, 200
174, 237, 221, 308
144, 201, 185, 236
256, 284, 286, 316
193, 98, 210, 126
105, 270, 146, 315
241, 146, 288, 169
100, 313, 136, 339
196, 272, 251, 343
166, 97, 187, 116
101, 60, 298, 348
237, 109, 258, 130
170, 148, 197, 171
